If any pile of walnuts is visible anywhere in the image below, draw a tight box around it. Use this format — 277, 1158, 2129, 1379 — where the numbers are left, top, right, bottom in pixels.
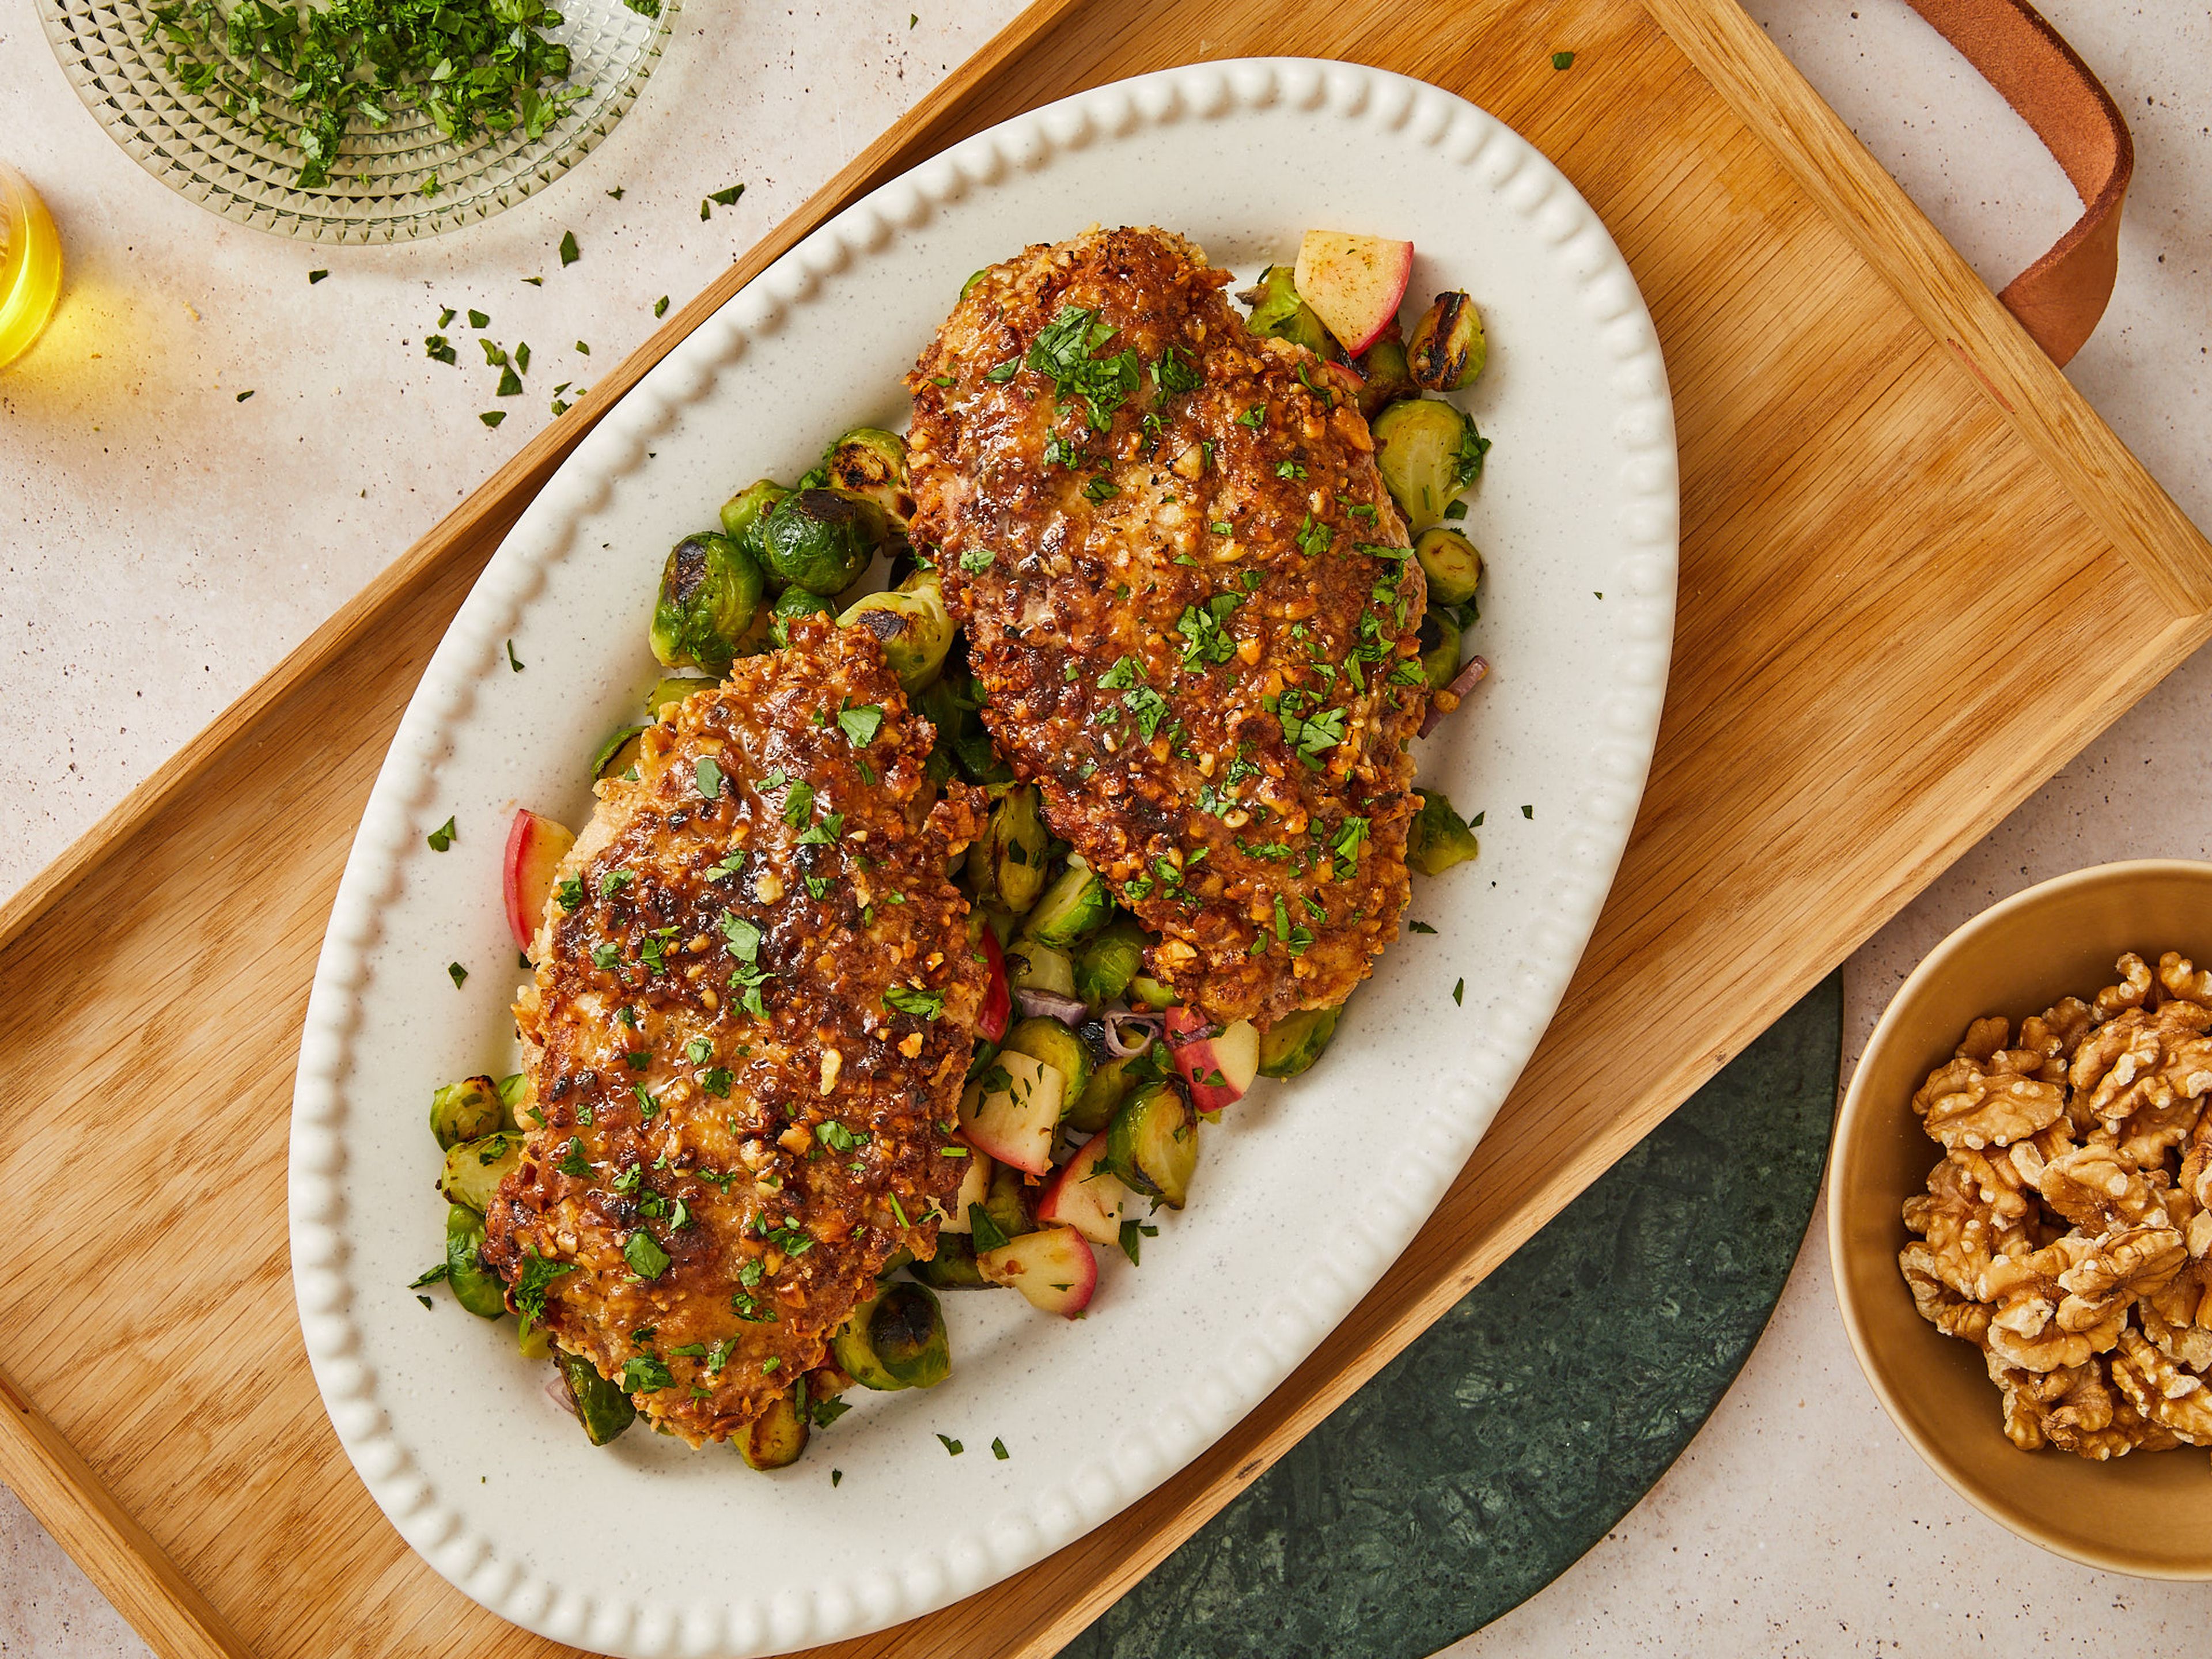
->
1900, 951, 2212, 1459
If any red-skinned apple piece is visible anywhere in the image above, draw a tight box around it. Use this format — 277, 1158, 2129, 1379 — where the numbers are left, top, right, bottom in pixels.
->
976, 1224, 1098, 1315
1293, 229, 1414, 357
1163, 1007, 1262, 1112
977, 926, 1011, 1043
1036, 1134, 1134, 1246
503, 808, 577, 954
956, 1050, 1063, 1175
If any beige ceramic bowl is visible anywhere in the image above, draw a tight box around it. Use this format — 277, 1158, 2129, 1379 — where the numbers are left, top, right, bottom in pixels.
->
1831, 858, 2212, 1578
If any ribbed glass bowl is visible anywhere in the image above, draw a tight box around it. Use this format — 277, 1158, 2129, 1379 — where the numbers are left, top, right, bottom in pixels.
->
39, 0, 676, 243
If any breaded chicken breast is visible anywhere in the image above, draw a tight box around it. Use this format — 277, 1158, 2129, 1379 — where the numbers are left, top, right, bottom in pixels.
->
482, 619, 986, 1445
907, 226, 1427, 1029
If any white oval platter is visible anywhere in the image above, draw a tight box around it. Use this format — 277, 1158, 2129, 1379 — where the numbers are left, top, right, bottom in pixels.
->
291, 56, 1677, 1659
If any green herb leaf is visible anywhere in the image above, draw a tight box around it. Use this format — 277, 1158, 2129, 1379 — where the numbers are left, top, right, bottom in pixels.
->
446, 961, 468, 988
653, 295, 669, 317
1453, 977, 1466, 1005
620, 1352, 672, 1392
709, 184, 745, 206
479, 411, 506, 427
1552, 49, 1575, 70
991, 1437, 1009, 1460
513, 1251, 574, 1334
969, 1202, 1010, 1252
624, 1230, 671, 1280
409, 1263, 449, 1287
885, 985, 945, 1021
937, 1433, 963, 1457
308, 269, 329, 284
696, 757, 724, 800
468, 309, 491, 330
235, 390, 255, 403
838, 704, 884, 747
426, 816, 457, 851
558, 230, 579, 267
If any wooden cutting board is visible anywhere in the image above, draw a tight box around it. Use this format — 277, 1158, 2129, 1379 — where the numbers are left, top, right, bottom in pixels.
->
2, 2, 2206, 1657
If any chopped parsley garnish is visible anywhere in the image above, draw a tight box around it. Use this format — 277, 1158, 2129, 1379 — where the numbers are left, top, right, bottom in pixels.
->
885, 984, 945, 1020
704, 850, 746, 882
1296, 514, 1332, 558
685, 1035, 713, 1065
446, 961, 468, 988
408, 1263, 449, 1287
969, 1203, 1010, 1252
1453, 978, 1466, 1005
426, 816, 456, 851
1025, 305, 1141, 430
1123, 686, 1170, 740
1082, 476, 1120, 503
983, 359, 1020, 384
1410, 920, 1437, 935
558, 1137, 590, 1178
817, 1121, 866, 1153
709, 183, 745, 207
1236, 404, 1265, 429
992, 1437, 1010, 1460
937, 1433, 964, 1456
1098, 656, 1143, 691
839, 704, 884, 747
1273, 893, 1314, 958
1330, 816, 1369, 880
1272, 691, 1348, 767
620, 1353, 673, 1393
505, 638, 524, 672
959, 547, 995, 573
1521, 804, 1533, 819
1444, 499, 1468, 521
1276, 459, 1306, 480
624, 1230, 671, 1280
695, 757, 724, 799
721, 911, 763, 960
1155, 346, 1202, 395
623, 1050, 650, 1071
633, 1083, 661, 1120
423, 334, 456, 365
781, 779, 816, 827
600, 867, 634, 898
1552, 49, 1576, 70
558, 230, 580, 267
589, 941, 621, 972
1175, 594, 1240, 670
760, 1222, 816, 1257
513, 1251, 574, 1334
1118, 1218, 1158, 1266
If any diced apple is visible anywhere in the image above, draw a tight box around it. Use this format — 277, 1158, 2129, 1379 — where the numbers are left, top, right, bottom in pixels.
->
1164, 1007, 1262, 1113
1036, 1134, 1135, 1247
502, 808, 576, 954
978, 926, 1012, 1043
976, 1224, 1097, 1316
934, 1138, 994, 1233
1293, 229, 1414, 357
956, 1050, 1064, 1176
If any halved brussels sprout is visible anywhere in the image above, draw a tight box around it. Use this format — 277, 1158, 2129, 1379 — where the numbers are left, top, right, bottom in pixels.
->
877, 1245, 918, 1279
868, 1282, 950, 1389
1407, 291, 1486, 391
967, 785, 1051, 914
592, 725, 647, 780
911, 1232, 988, 1289
1066, 1044, 1142, 1134
821, 427, 916, 533
719, 479, 791, 555
444, 1203, 508, 1318
1237, 264, 1335, 359
1407, 789, 1480, 877
1005, 938, 1075, 999
430, 1074, 503, 1150
1128, 974, 1177, 1011
1073, 914, 1147, 1009
1418, 607, 1464, 690
830, 1292, 904, 1392
840, 570, 955, 690
1002, 1015, 1093, 1108
770, 585, 837, 647
440, 1131, 524, 1213
1258, 1004, 1343, 1078
984, 1158, 1035, 1241
1372, 398, 1488, 531
1104, 1080, 1200, 1209
557, 1349, 636, 1445
738, 1390, 810, 1470
762, 488, 884, 596
1414, 527, 1483, 608
1354, 321, 1418, 422
1021, 856, 1112, 951
517, 1320, 554, 1361
646, 675, 715, 718
651, 532, 766, 677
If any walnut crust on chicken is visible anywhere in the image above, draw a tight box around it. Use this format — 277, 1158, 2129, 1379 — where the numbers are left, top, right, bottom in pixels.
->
481, 620, 986, 1446
906, 226, 1428, 1030
1899, 950, 2212, 1461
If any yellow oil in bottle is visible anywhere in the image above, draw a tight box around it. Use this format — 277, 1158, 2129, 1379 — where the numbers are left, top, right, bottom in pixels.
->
0, 164, 62, 371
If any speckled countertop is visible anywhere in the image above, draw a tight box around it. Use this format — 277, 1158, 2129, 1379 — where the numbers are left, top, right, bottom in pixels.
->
3, 1, 2209, 1653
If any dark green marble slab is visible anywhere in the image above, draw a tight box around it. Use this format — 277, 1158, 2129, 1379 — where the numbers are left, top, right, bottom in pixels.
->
1065, 971, 1842, 1659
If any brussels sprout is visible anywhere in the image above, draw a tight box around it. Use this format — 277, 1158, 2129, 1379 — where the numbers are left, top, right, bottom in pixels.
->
430, 1074, 502, 1150
738, 1390, 809, 1470
718, 479, 790, 558
840, 570, 956, 691
517, 1320, 554, 1361
1002, 1015, 1093, 1108
821, 427, 916, 532
444, 1203, 508, 1318
1258, 1005, 1343, 1078
911, 1232, 988, 1288
868, 1282, 950, 1388
1237, 264, 1335, 358
1005, 939, 1076, 999
1418, 607, 1464, 690
1021, 856, 1112, 950
770, 585, 837, 646
1407, 290, 1486, 391
1104, 1080, 1200, 1209
497, 1071, 528, 1123
593, 724, 647, 779
967, 785, 1051, 914
1354, 321, 1418, 422
646, 675, 715, 718
761, 488, 884, 596
1066, 1046, 1142, 1134
651, 532, 766, 676
1372, 398, 1489, 531
1128, 974, 1177, 1011
1407, 789, 1480, 877
556, 1349, 636, 1445
830, 1293, 905, 1391
1414, 527, 1483, 608
1073, 914, 1147, 1009
440, 1131, 523, 1213
984, 1159, 1035, 1241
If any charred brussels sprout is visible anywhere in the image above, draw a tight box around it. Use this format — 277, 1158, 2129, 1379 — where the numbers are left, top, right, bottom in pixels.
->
444, 1203, 509, 1318
646, 675, 715, 718
718, 479, 790, 558
869, 1282, 951, 1389
1417, 607, 1464, 690
1237, 264, 1335, 358
912, 1232, 988, 1288
830, 1293, 904, 1391
967, 785, 1051, 914
1021, 856, 1112, 950
822, 427, 916, 532
984, 1159, 1036, 1241
430, 1074, 503, 1150
839, 570, 955, 690
1372, 398, 1489, 531
1354, 321, 1418, 422
737, 1390, 809, 1470
1407, 290, 1486, 391
761, 488, 884, 596
1105, 1080, 1200, 1209
1002, 1015, 1093, 1108
1073, 914, 1147, 1009
770, 585, 837, 646
650, 532, 765, 676
1067, 1044, 1142, 1134
1413, 527, 1483, 608
557, 1349, 637, 1445
1258, 1005, 1343, 1078
440, 1131, 523, 1213
1407, 789, 1480, 877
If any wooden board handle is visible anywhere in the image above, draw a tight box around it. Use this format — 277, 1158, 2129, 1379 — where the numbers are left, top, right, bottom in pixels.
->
1903, 0, 2132, 365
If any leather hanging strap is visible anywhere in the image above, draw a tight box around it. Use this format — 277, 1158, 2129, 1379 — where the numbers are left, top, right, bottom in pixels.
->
1902, 0, 2133, 365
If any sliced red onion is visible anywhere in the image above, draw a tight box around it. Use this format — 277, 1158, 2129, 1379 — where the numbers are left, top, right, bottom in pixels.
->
1418, 656, 1490, 738
1103, 1009, 1162, 1056
545, 1371, 578, 1419
1014, 987, 1088, 1026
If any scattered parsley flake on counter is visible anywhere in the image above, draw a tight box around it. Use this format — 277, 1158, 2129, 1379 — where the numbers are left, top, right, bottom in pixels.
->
937, 1434, 963, 1457
515, 341, 532, 374
1453, 978, 1466, 1005
1409, 920, 1437, 934
653, 295, 670, 317
1469, 810, 1485, 827
308, 268, 328, 283
991, 1437, 1009, 1460
479, 338, 507, 368
479, 410, 506, 427
522, 275, 543, 286
437, 306, 456, 328
468, 309, 490, 329
416, 1294, 433, 1308
1521, 804, 1533, 818
558, 230, 579, 266
446, 961, 468, 987
495, 365, 523, 397
832, 1468, 844, 1486
1552, 49, 1576, 70
624, 1230, 671, 1280
426, 816, 456, 851
698, 198, 713, 221
235, 390, 254, 402
909, 11, 916, 24
709, 184, 745, 207
574, 340, 590, 355
505, 638, 524, 672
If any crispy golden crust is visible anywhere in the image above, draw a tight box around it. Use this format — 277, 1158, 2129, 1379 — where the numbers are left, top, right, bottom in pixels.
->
482, 620, 986, 1445
907, 226, 1426, 1027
